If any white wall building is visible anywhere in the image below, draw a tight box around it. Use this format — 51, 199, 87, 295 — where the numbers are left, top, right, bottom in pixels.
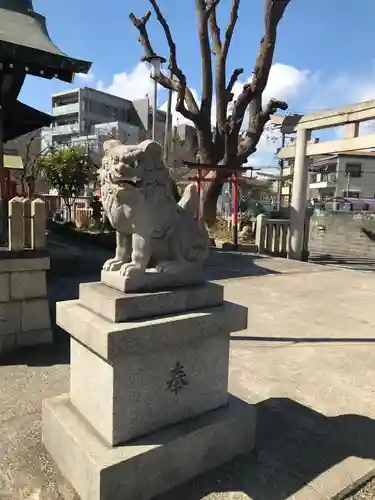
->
309, 150, 375, 200
41, 86, 167, 151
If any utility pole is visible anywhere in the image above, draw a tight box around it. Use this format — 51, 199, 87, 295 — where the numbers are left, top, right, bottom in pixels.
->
152, 78, 157, 141
147, 55, 165, 142
346, 171, 351, 196
163, 70, 173, 165
0, 71, 5, 243
277, 131, 286, 210
247, 166, 260, 179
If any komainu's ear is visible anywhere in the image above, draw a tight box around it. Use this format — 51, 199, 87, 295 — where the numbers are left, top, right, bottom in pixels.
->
138, 140, 163, 161
103, 139, 122, 155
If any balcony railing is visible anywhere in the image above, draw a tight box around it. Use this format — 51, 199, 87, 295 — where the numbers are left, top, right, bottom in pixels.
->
52, 103, 79, 116
52, 123, 80, 135
309, 173, 337, 189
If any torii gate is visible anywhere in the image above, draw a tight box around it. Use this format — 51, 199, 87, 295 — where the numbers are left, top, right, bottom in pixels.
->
277, 99, 375, 260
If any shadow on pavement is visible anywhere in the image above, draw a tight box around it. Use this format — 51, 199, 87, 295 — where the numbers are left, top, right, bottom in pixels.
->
48, 227, 279, 281
310, 254, 375, 272
0, 274, 99, 368
155, 398, 375, 500
0, 330, 70, 367
2, 251, 278, 367
204, 250, 280, 280
232, 335, 375, 344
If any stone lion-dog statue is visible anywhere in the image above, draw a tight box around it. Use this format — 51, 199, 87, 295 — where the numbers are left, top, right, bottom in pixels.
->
100, 139, 209, 287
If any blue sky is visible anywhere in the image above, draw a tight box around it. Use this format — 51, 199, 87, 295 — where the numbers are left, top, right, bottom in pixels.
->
19, 0, 375, 166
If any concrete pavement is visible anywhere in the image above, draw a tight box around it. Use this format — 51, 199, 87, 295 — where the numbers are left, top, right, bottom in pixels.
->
1, 254, 375, 499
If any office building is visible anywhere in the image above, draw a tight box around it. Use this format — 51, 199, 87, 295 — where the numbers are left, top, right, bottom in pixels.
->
42, 87, 167, 152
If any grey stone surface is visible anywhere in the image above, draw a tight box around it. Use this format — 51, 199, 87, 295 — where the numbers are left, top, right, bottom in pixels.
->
70, 324, 230, 445
101, 268, 206, 293
0, 259, 51, 352
4, 257, 375, 499
57, 299, 247, 360
100, 139, 209, 290
0, 256, 50, 273
0, 273, 9, 302
0, 333, 16, 355
42, 393, 256, 500
10, 270, 47, 300
0, 301, 21, 336
80, 281, 224, 322
309, 211, 375, 264
21, 299, 51, 332
17, 328, 53, 347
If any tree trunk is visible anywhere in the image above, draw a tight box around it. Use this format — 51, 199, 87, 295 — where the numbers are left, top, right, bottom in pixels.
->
201, 176, 224, 227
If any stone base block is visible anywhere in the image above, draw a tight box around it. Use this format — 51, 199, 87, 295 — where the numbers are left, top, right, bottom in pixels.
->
43, 393, 256, 500
58, 299, 247, 446
79, 281, 223, 322
101, 267, 205, 293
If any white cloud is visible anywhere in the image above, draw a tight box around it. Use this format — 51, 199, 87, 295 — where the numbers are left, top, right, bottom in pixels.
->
94, 59, 375, 169
160, 63, 309, 130
97, 62, 156, 101
262, 63, 310, 104
76, 71, 95, 83
159, 88, 202, 126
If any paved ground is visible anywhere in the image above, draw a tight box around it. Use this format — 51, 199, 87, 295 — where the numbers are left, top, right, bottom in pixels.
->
1, 248, 375, 499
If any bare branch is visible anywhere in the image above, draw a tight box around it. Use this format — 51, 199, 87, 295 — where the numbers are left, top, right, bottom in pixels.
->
129, 11, 155, 59
231, 0, 290, 129
206, 0, 220, 17
226, 67, 244, 98
149, 0, 200, 119
196, 0, 214, 127
208, 3, 222, 55
237, 98, 288, 162
130, 4, 200, 123
211, 0, 241, 130
253, 0, 291, 93
222, 0, 240, 60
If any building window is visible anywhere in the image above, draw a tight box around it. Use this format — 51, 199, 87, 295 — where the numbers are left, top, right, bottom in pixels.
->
343, 191, 360, 198
345, 163, 362, 177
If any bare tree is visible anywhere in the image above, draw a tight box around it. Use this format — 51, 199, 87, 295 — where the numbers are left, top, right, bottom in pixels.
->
130, 0, 290, 226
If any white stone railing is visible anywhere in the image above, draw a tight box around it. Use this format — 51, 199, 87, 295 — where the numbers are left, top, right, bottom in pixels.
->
8, 197, 46, 251
0, 197, 51, 356
255, 214, 290, 256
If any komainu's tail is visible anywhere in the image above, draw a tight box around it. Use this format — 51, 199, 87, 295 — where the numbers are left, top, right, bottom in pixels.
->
178, 183, 199, 217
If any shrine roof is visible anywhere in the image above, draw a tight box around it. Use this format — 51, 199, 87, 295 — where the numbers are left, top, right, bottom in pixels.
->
0, 6, 91, 82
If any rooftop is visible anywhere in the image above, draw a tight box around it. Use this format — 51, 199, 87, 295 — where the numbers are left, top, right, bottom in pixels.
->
338, 149, 375, 157
52, 87, 133, 104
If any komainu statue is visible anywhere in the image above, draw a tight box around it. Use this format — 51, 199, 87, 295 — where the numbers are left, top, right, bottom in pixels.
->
99, 139, 209, 291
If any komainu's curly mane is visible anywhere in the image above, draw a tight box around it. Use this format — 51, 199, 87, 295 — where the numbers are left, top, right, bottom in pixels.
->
100, 139, 209, 284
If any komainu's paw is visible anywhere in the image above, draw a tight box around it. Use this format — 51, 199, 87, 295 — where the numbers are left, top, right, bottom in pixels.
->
103, 258, 126, 272
119, 262, 145, 277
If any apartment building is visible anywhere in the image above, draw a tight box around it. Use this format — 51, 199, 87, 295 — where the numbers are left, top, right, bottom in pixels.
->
281, 150, 375, 204
308, 151, 375, 200
42, 87, 167, 151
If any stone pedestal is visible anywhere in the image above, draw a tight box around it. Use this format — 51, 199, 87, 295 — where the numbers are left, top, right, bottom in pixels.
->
42, 275, 255, 500
0, 252, 52, 355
